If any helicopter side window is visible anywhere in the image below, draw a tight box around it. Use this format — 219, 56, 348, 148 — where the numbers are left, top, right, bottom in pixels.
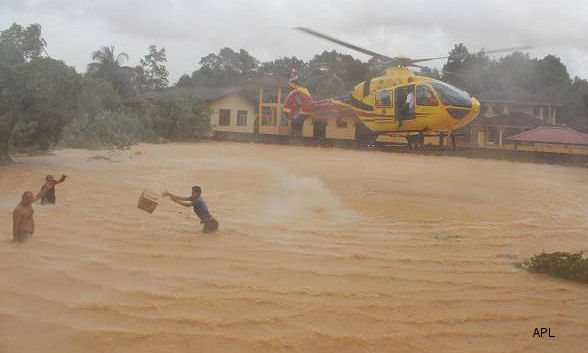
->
375, 90, 392, 107
416, 85, 438, 106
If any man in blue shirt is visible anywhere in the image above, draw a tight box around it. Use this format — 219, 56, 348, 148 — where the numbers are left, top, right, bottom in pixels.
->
162, 186, 219, 233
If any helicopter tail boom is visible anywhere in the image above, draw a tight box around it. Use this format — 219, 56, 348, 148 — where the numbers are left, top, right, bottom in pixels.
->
283, 81, 345, 117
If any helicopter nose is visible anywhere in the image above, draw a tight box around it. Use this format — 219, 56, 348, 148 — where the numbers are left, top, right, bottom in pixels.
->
471, 97, 480, 115
463, 97, 481, 126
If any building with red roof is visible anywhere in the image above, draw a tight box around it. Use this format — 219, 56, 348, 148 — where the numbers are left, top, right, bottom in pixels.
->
507, 126, 588, 146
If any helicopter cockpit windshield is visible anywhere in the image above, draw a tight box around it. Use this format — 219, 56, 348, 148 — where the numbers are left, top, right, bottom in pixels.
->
429, 81, 472, 108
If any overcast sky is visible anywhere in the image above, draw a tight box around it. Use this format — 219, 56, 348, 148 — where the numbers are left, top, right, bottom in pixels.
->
1, 0, 587, 83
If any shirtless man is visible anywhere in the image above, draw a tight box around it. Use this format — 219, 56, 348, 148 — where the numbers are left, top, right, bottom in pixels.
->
40, 174, 67, 205
12, 186, 50, 242
162, 186, 219, 233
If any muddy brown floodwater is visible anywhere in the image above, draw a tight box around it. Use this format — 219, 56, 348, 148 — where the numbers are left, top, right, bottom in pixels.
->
1, 142, 587, 353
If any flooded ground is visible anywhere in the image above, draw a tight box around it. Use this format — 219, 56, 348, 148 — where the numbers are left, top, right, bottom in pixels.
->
1, 141, 587, 353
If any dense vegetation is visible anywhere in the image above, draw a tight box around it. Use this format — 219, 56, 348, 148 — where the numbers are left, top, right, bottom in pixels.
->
0, 23, 207, 163
2, 21, 588, 163
521, 252, 588, 284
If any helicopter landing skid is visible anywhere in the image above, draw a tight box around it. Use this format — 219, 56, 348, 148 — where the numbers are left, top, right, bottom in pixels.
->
401, 132, 464, 150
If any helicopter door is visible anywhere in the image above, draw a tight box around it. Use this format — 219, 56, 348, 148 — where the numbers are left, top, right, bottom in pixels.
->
395, 85, 416, 122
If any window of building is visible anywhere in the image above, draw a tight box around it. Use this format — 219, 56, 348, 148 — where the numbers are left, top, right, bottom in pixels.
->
375, 90, 392, 107
219, 109, 231, 126
336, 118, 348, 128
262, 107, 276, 125
237, 110, 248, 126
416, 85, 438, 106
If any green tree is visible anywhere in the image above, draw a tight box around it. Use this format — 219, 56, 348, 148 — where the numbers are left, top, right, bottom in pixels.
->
87, 45, 134, 97
78, 76, 121, 117
0, 23, 72, 163
175, 74, 194, 87
0, 23, 45, 63
7, 57, 79, 153
259, 56, 308, 78
139, 45, 169, 92
190, 47, 259, 87
147, 98, 210, 139
442, 44, 492, 93
305, 50, 368, 98
419, 66, 441, 79
559, 77, 588, 129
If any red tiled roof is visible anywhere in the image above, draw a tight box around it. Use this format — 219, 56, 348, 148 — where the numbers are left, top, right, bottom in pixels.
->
507, 126, 588, 146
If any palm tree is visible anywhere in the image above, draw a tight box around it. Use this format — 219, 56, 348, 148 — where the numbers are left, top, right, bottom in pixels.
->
87, 45, 133, 96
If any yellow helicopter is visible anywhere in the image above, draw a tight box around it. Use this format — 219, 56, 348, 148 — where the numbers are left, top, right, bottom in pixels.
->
283, 28, 528, 147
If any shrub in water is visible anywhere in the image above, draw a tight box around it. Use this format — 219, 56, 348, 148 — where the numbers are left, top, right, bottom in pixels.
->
61, 111, 157, 149
522, 252, 588, 284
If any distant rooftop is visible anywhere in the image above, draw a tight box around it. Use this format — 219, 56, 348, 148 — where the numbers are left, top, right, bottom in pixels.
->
479, 99, 562, 107
472, 112, 551, 128
507, 126, 588, 146
476, 91, 561, 106
126, 86, 245, 103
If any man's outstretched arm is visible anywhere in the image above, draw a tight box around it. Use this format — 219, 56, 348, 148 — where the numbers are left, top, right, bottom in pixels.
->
55, 175, 67, 184
172, 198, 192, 207
162, 191, 192, 207
162, 190, 191, 201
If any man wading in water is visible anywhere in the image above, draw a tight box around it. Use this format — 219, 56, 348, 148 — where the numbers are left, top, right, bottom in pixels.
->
12, 186, 51, 243
40, 174, 67, 205
162, 186, 219, 233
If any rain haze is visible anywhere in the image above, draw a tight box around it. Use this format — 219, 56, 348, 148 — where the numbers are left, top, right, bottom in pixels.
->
1, 0, 587, 81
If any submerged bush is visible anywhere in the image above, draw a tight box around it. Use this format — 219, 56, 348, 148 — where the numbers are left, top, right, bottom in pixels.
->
146, 98, 210, 139
522, 252, 588, 284
61, 111, 157, 149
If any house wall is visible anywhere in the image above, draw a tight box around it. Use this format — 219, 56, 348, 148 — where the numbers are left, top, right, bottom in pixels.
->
302, 118, 314, 138
325, 117, 356, 140
209, 94, 257, 133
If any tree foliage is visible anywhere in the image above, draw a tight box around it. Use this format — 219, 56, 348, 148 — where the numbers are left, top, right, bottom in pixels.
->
78, 76, 121, 117
305, 50, 369, 98
0, 23, 77, 163
442, 43, 586, 129
61, 110, 156, 149
146, 99, 210, 139
139, 45, 169, 92
87, 45, 135, 97
185, 47, 258, 87
9, 57, 78, 150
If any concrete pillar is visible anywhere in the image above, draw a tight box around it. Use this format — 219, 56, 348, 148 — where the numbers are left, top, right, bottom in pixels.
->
258, 86, 263, 131
498, 128, 504, 146
276, 87, 282, 128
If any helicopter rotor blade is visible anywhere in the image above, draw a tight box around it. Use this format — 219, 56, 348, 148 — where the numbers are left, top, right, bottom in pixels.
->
480, 46, 533, 55
408, 46, 532, 65
295, 27, 394, 62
